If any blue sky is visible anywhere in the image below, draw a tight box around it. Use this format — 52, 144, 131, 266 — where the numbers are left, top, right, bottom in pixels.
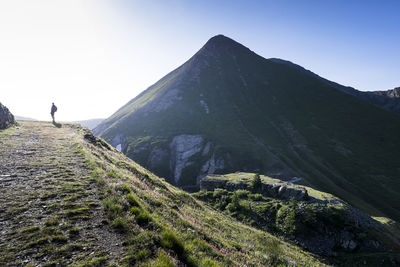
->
1, 1, 399, 120
113, 0, 400, 91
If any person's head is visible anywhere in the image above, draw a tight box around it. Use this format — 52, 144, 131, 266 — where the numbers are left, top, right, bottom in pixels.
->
52, 102, 54, 105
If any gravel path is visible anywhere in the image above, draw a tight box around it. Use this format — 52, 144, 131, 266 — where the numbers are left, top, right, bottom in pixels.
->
0, 121, 123, 266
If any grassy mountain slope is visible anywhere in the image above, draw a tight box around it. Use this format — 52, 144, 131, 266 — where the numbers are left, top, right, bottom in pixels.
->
94, 35, 400, 223
270, 59, 400, 116
0, 121, 328, 266
195, 173, 400, 265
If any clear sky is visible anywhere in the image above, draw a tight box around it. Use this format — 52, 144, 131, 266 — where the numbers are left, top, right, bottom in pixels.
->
1, 0, 399, 121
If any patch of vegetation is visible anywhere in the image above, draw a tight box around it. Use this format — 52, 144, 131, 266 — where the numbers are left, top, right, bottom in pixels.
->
251, 173, 262, 191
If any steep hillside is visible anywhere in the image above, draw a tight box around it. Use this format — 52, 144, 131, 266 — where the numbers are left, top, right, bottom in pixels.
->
0, 121, 328, 266
94, 35, 400, 223
195, 173, 400, 265
256, 56, 400, 146
268, 60, 400, 116
0, 102, 15, 129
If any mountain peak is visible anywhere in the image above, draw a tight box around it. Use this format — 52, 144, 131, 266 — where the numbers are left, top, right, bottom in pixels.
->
201, 34, 250, 53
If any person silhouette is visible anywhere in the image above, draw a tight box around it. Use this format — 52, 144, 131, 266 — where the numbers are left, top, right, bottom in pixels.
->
51, 103, 57, 122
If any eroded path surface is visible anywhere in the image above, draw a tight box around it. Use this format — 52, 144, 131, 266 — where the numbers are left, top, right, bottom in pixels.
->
0, 121, 123, 266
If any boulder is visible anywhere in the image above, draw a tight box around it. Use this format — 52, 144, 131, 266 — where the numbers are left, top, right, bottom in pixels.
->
0, 103, 15, 129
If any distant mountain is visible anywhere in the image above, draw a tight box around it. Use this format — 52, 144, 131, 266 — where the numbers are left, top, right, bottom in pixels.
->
94, 35, 400, 222
361, 87, 400, 114
74, 118, 104, 130
268, 59, 400, 115
0, 102, 15, 129
14, 115, 37, 121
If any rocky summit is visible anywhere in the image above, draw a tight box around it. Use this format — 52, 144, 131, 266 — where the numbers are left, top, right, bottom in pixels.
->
94, 35, 400, 224
0, 102, 15, 129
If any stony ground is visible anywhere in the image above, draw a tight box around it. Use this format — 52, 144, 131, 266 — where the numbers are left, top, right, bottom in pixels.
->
0, 121, 123, 266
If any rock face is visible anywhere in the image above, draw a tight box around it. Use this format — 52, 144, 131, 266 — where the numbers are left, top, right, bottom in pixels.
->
170, 134, 204, 183
0, 103, 15, 129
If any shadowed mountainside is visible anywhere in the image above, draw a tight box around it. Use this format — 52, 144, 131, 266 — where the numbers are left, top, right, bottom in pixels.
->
94, 35, 400, 223
267, 59, 400, 116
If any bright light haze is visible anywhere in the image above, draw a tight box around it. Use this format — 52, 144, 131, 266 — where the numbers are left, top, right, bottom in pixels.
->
1, 0, 399, 121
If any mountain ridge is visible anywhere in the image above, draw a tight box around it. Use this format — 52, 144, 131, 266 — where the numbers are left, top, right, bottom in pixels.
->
94, 35, 400, 223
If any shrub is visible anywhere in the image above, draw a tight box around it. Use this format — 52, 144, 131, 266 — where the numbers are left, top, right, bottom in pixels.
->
249, 193, 263, 201
227, 192, 241, 212
136, 211, 152, 226
112, 217, 129, 233
276, 199, 298, 235
235, 190, 250, 198
136, 249, 150, 260
116, 183, 132, 193
107, 170, 118, 179
130, 206, 141, 216
108, 204, 124, 219
152, 251, 174, 267
161, 230, 185, 257
251, 173, 262, 191
126, 193, 140, 207
103, 197, 121, 209
213, 188, 228, 198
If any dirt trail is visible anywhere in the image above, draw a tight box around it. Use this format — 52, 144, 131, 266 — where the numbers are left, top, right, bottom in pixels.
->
0, 121, 123, 266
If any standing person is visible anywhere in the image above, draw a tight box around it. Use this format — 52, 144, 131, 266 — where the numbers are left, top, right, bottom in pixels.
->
51, 103, 57, 122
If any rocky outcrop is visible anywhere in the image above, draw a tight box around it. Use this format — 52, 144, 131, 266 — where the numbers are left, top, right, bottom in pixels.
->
200, 176, 309, 201
110, 133, 126, 152
362, 87, 400, 115
199, 153, 225, 180
196, 174, 387, 257
0, 103, 15, 129
170, 135, 204, 182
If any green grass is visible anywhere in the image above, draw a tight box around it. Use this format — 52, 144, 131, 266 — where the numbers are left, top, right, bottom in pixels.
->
80, 122, 329, 266
193, 174, 400, 265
